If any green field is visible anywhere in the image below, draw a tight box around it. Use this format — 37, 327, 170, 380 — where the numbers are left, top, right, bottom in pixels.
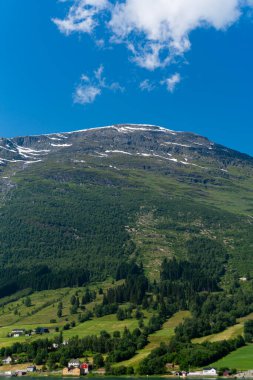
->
212, 344, 253, 370
0, 280, 130, 347
63, 313, 145, 339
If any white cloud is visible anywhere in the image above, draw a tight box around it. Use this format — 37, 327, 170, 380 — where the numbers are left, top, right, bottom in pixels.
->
54, 0, 253, 71
109, 0, 243, 70
55, 0, 253, 100
162, 73, 181, 93
108, 82, 125, 92
73, 65, 123, 105
94, 64, 105, 84
52, 0, 109, 35
74, 84, 101, 104
139, 79, 156, 92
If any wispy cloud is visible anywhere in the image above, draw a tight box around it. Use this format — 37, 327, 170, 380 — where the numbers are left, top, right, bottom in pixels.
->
73, 64, 124, 105
139, 79, 156, 92
52, 0, 109, 35
161, 73, 181, 93
74, 84, 101, 105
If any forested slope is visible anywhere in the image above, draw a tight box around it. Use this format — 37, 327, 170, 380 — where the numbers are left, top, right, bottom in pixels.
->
0, 124, 253, 294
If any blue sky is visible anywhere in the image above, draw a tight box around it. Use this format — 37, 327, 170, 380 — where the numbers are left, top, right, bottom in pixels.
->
0, 0, 253, 155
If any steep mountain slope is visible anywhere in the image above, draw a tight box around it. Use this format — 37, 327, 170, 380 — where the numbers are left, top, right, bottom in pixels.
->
0, 124, 253, 294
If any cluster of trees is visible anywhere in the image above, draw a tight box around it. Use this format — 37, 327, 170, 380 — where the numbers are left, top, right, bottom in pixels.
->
161, 237, 227, 293
175, 288, 253, 341
103, 263, 149, 305
116, 306, 133, 321
0, 266, 91, 298
115, 261, 144, 281
139, 336, 245, 374
23, 297, 32, 307
244, 320, 253, 342
67, 289, 97, 315
69, 295, 80, 315
81, 288, 96, 305
93, 303, 118, 318
57, 302, 63, 318
0, 327, 148, 369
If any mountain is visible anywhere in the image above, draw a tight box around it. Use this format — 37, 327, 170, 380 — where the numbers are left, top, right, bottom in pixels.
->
0, 124, 253, 294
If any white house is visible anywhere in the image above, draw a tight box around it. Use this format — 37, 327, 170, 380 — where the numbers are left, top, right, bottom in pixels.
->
11, 329, 25, 337
68, 359, 80, 369
203, 368, 217, 376
26, 366, 36, 373
2, 356, 12, 365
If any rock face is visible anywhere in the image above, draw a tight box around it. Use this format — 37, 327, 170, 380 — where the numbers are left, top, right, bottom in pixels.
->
0, 124, 252, 168
0, 124, 253, 293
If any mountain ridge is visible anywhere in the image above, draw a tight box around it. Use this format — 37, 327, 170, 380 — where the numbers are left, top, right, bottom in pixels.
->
1, 124, 252, 169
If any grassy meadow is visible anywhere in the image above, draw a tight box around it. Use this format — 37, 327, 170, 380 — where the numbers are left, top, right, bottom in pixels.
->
212, 344, 253, 370
0, 279, 127, 347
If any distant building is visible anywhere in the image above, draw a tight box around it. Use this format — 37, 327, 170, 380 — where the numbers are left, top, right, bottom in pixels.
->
2, 356, 12, 365
64, 360, 90, 376
33, 327, 49, 335
203, 368, 217, 376
80, 363, 89, 374
26, 365, 36, 373
16, 370, 27, 376
10, 329, 25, 337
68, 359, 80, 369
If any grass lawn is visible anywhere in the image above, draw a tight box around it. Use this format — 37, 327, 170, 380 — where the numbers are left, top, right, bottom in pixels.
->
114, 310, 191, 369
63, 313, 149, 339
212, 344, 253, 370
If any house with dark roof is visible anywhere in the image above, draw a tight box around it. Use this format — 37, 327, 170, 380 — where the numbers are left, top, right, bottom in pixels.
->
68, 359, 80, 369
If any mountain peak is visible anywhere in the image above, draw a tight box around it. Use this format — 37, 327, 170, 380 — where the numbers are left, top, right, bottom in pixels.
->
52, 123, 177, 136
0, 124, 252, 171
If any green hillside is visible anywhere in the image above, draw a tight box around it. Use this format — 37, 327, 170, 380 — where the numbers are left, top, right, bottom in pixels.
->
0, 158, 253, 294
0, 126, 253, 293
0, 125, 253, 374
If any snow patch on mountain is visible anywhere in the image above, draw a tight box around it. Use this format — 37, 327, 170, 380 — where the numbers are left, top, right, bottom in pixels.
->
0, 145, 16, 153
44, 124, 178, 137
164, 142, 191, 148
50, 143, 72, 147
105, 150, 133, 155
